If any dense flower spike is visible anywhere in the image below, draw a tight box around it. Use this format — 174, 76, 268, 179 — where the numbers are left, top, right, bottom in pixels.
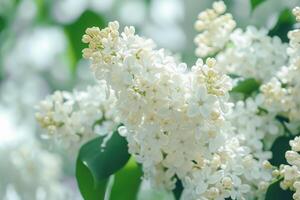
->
216, 27, 288, 83
261, 7, 300, 132
260, 7, 300, 199
258, 8, 300, 199
83, 20, 231, 188
194, 1, 236, 58
36, 83, 118, 149
32, 1, 300, 199
82, 20, 272, 199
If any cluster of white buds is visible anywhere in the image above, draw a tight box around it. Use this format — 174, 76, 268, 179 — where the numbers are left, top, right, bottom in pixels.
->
260, 78, 291, 115
293, 7, 300, 22
82, 20, 273, 199
272, 136, 300, 200
194, 1, 236, 58
35, 83, 118, 149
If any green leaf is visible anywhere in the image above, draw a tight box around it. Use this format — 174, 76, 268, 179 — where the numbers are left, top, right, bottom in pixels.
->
145, 0, 152, 5
76, 158, 108, 200
0, 16, 4, 81
76, 131, 130, 199
0, 16, 5, 32
269, 9, 295, 43
65, 32, 77, 77
269, 136, 293, 167
172, 179, 183, 200
65, 11, 106, 74
110, 159, 142, 200
230, 78, 260, 98
265, 178, 293, 200
34, 0, 52, 23
0, 0, 18, 18
250, 0, 266, 11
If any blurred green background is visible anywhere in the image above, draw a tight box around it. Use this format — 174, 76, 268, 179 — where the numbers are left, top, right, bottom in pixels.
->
0, 0, 298, 199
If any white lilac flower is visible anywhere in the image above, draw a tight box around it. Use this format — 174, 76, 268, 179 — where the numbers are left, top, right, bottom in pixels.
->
35, 82, 118, 149
3, 26, 69, 78
225, 96, 285, 198
0, 108, 69, 200
1, 5, 81, 200
1, 26, 70, 125
265, 11, 300, 199
229, 96, 284, 156
260, 77, 291, 115
182, 137, 272, 200
293, 7, 300, 22
216, 26, 288, 83
273, 136, 300, 199
82, 21, 272, 199
261, 7, 300, 127
194, 1, 236, 58
83, 20, 230, 187
0, 141, 67, 200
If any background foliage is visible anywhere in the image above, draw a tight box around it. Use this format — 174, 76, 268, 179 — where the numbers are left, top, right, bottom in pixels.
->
0, 0, 298, 199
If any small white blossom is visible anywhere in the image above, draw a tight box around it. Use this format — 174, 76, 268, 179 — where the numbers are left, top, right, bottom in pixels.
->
216, 27, 288, 83
36, 83, 118, 149
293, 7, 300, 22
229, 96, 284, 155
